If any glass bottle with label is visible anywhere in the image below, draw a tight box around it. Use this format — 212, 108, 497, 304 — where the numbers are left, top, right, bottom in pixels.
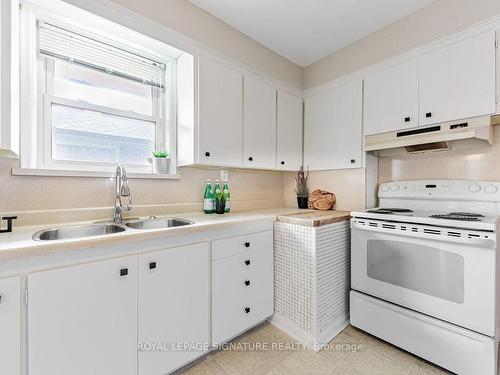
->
223, 182, 231, 212
203, 180, 215, 214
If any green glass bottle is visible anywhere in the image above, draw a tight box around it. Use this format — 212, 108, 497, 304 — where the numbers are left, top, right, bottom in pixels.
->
223, 182, 231, 212
203, 180, 215, 214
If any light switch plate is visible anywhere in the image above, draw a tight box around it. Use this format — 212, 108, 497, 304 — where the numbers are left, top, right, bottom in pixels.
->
220, 170, 229, 182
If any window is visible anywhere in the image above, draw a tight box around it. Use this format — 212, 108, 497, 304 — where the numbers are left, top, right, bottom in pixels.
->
19, 4, 178, 175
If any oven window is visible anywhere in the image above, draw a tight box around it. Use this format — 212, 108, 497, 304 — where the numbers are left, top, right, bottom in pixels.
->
367, 240, 464, 303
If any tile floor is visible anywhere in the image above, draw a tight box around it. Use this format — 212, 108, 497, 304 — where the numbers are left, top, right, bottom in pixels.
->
180, 323, 451, 375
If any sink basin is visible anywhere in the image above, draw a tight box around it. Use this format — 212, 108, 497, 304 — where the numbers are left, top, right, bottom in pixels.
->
124, 217, 194, 230
33, 223, 126, 241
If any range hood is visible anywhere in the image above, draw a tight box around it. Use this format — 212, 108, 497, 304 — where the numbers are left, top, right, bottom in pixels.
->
364, 115, 499, 157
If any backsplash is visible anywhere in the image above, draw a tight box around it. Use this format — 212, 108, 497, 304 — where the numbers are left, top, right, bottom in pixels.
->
0, 159, 285, 226
282, 168, 367, 212
379, 126, 500, 183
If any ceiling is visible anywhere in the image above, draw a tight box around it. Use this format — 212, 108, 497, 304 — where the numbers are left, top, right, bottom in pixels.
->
190, 0, 436, 67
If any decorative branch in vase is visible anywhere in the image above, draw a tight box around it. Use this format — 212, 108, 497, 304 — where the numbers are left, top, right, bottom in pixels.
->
295, 166, 310, 209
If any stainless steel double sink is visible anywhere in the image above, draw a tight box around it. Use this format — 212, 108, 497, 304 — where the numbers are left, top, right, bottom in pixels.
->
33, 217, 194, 241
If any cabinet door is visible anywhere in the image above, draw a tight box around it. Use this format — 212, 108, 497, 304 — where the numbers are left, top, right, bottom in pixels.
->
277, 90, 303, 170
304, 80, 363, 170
28, 256, 138, 375
198, 57, 243, 167
419, 31, 496, 126
138, 243, 210, 375
243, 75, 277, 169
0, 277, 21, 375
364, 59, 419, 135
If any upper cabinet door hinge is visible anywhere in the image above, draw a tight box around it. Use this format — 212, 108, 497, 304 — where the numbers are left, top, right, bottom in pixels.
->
495, 39, 499, 49
24, 289, 28, 304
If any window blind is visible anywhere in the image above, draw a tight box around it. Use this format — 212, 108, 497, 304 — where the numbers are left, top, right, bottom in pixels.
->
38, 21, 166, 89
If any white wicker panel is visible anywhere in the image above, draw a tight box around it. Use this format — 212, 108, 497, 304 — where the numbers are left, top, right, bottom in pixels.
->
316, 221, 351, 334
273, 219, 351, 339
274, 221, 315, 334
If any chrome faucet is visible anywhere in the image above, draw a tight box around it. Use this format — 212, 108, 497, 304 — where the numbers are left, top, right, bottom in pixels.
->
113, 165, 132, 224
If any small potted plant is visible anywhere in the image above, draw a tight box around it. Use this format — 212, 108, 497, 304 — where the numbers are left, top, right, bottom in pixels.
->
295, 166, 310, 209
152, 151, 170, 174
214, 190, 226, 214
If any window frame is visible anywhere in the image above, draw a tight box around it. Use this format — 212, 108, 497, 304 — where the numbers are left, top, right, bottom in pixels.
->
19, 3, 178, 175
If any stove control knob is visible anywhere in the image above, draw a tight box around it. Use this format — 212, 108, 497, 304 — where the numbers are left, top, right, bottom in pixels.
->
390, 184, 400, 191
381, 185, 390, 192
469, 184, 482, 193
484, 185, 498, 194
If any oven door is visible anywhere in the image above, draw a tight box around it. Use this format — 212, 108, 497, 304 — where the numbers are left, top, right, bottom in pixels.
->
351, 218, 496, 336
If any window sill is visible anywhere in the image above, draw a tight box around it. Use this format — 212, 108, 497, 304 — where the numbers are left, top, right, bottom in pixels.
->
11, 168, 182, 180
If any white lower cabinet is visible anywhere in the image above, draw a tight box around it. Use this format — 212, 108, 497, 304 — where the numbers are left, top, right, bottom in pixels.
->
0, 276, 21, 375
28, 256, 138, 375
22, 229, 273, 374
138, 242, 210, 375
212, 231, 274, 344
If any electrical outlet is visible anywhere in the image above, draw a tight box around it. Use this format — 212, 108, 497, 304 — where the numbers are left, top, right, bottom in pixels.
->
220, 170, 229, 182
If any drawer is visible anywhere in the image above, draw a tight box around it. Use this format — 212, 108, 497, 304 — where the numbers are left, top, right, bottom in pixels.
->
212, 247, 273, 344
212, 231, 272, 260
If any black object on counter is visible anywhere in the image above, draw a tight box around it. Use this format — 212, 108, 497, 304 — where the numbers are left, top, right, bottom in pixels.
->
0, 216, 17, 233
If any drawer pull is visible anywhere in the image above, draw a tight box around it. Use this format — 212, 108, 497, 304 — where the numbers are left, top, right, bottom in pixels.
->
244, 242, 250, 248
244, 259, 251, 266
149, 262, 157, 270
244, 307, 251, 314
244, 280, 251, 286
120, 268, 128, 277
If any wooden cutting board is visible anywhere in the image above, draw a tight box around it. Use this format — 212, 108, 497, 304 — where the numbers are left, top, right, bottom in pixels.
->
277, 210, 351, 227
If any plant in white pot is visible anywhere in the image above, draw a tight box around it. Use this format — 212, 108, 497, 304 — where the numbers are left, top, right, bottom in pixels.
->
152, 151, 170, 174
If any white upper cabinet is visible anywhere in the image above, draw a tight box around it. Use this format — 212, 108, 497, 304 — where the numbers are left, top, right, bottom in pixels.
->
138, 243, 210, 375
0, 276, 20, 375
197, 57, 243, 167
419, 30, 496, 126
28, 256, 138, 375
243, 75, 277, 169
364, 59, 419, 135
0, 0, 20, 158
277, 90, 303, 170
304, 80, 363, 171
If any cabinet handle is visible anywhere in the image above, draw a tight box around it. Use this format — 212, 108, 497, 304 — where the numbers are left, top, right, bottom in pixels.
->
205, 152, 210, 157
244, 242, 250, 248
280, 161, 285, 165
426, 112, 432, 118
244, 259, 251, 266
248, 156, 253, 161
244, 307, 251, 314
244, 280, 251, 286
120, 268, 128, 277
0, 295, 2, 303
350, 159, 356, 164
404, 117, 411, 122
149, 262, 156, 270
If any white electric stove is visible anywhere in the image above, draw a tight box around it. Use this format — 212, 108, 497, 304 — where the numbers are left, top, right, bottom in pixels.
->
350, 180, 500, 375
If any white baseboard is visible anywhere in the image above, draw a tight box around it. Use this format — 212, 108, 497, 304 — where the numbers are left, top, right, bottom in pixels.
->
269, 312, 349, 352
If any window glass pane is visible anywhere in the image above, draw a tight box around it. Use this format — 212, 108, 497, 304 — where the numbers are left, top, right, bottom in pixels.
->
51, 103, 155, 167
53, 60, 154, 115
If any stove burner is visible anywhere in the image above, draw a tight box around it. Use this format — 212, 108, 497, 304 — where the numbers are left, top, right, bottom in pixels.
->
367, 208, 414, 215
383, 208, 414, 213
430, 213, 482, 221
448, 212, 485, 218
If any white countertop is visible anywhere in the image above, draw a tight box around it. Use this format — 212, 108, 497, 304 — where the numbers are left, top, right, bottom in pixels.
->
0, 208, 305, 261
